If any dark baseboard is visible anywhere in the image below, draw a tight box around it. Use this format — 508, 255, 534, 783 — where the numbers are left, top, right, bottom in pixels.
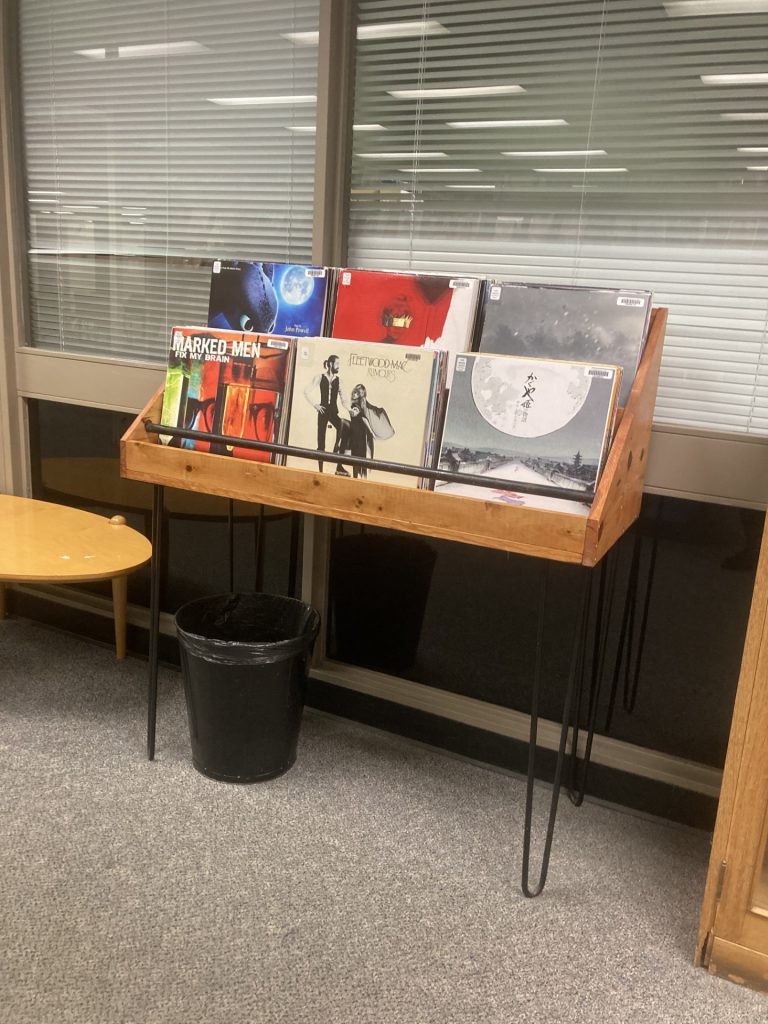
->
6, 589, 717, 831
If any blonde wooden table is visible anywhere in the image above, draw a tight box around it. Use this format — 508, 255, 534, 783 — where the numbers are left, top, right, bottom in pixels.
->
0, 494, 152, 658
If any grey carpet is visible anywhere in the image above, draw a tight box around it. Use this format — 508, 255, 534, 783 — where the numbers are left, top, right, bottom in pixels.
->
0, 617, 764, 1024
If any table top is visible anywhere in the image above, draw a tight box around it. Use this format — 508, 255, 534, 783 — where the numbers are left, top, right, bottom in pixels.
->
0, 494, 152, 583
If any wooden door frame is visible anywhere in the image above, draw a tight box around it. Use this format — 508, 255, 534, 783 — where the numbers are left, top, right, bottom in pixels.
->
697, 509, 768, 979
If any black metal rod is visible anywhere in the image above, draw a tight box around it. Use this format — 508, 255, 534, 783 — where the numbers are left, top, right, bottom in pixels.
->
144, 420, 594, 505
227, 499, 235, 593
522, 565, 590, 897
147, 483, 164, 761
254, 504, 265, 592
569, 547, 619, 807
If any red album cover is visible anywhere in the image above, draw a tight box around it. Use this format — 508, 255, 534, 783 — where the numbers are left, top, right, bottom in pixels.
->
330, 269, 481, 358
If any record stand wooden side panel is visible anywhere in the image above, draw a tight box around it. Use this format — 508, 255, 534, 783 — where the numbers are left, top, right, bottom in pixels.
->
121, 308, 666, 567
120, 308, 667, 897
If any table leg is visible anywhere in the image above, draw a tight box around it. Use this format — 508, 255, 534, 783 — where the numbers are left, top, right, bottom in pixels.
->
147, 484, 164, 760
521, 564, 590, 897
111, 574, 128, 660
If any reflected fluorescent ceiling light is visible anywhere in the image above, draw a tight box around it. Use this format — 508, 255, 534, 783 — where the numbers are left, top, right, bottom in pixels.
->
701, 72, 768, 84
286, 123, 385, 133
390, 85, 526, 99
448, 118, 567, 128
534, 167, 628, 172
75, 41, 208, 59
747, 164, 768, 169
502, 149, 606, 156
28, 189, 63, 195
208, 95, 316, 106
445, 184, 496, 189
737, 146, 768, 151
359, 151, 446, 158
283, 20, 448, 44
664, 0, 768, 13
721, 112, 768, 119
397, 167, 480, 173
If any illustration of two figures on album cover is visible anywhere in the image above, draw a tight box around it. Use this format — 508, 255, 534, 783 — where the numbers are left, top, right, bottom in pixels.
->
304, 353, 395, 478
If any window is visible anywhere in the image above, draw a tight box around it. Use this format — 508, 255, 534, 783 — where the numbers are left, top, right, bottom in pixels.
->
348, 0, 768, 435
19, 0, 320, 362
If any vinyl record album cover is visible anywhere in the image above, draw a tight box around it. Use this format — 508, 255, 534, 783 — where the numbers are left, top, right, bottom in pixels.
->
207, 260, 330, 337
436, 352, 621, 515
286, 337, 445, 488
477, 281, 651, 407
330, 269, 481, 360
159, 326, 294, 462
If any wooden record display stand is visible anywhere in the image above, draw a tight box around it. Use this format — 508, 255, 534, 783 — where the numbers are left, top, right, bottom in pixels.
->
121, 307, 667, 895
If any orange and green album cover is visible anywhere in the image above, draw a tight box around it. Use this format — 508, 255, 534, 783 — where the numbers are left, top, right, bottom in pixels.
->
159, 326, 294, 462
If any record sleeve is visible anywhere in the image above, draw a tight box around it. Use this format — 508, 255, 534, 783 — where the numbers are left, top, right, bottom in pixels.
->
285, 337, 445, 488
207, 260, 330, 337
436, 352, 621, 515
330, 269, 481, 367
159, 326, 294, 463
476, 281, 651, 407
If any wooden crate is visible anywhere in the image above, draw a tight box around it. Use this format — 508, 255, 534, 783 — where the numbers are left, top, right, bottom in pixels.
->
121, 308, 667, 566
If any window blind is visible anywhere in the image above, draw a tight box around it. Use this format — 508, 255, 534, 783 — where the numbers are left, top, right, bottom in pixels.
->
20, 0, 319, 363
347, 0, 768, 434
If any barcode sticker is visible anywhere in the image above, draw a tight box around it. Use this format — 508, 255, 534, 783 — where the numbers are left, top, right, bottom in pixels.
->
449, 278, 471, 289
267, 338, 290, 350
341, 271, 352, 285
489, 285, 501, 301
618, 296, 644, 307
212, 260, 221, 274
306, 268, 326, 278
455, 357, 467, 373
587, 367, 613, 378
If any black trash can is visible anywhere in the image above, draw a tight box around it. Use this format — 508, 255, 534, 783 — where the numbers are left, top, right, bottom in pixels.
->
175, 593, 320, 783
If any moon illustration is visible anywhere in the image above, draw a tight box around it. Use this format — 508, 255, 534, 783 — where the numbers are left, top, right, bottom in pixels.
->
470, 356, 591, 438
280, 266, 314, 305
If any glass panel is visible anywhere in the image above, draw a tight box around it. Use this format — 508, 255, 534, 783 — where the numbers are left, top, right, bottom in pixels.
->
325, 494, 761, 767
19, 0, 320, 361
28, 399, 297, 612
348, 0, 768, 434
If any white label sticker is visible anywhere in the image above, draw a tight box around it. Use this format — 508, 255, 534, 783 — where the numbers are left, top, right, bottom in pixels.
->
267, 338, 290, 350
341, 271, 351, 285
618, 296, 644, 307
489, 286, 501, 301
455, 356, 467, 373
212, 260, 221, 274
587, 367, 613, 378
306, 268, 326, 278
301, 346, 310, 359
449, 278, 471, 289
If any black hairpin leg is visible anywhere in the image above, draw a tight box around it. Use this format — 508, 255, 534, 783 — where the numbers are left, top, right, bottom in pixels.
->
147, 483, 164, 761
254, 504, 265, 592
603, 497, 662, 733
568, 548, 619, 806
623, 526, 659, 714
288, 512, 301, 598
227, 499, 235, 593
521, 564, 590, 897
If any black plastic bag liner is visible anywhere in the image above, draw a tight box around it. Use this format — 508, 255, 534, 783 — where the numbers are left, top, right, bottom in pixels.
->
176, 593, 320, 665
175, 593, 320, 783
